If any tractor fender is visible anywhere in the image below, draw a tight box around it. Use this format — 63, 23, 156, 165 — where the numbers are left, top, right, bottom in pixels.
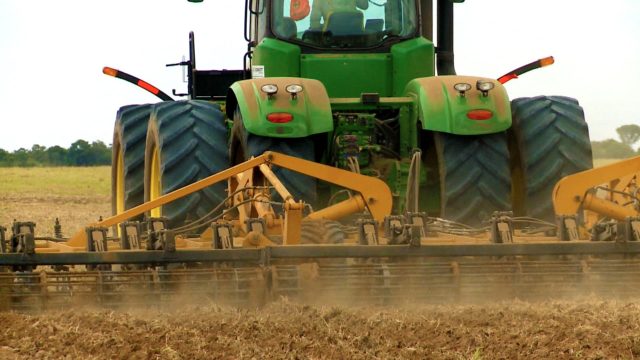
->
405, 75, 511, 135
226, 77, 333, 138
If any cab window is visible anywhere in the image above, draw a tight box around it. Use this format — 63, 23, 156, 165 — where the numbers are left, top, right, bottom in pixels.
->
272, 0, 417, 49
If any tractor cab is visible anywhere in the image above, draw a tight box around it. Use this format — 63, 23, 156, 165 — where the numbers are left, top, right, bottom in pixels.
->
267, 0, 418, 50
244, 0, 443, 98
184, 0, 458, 100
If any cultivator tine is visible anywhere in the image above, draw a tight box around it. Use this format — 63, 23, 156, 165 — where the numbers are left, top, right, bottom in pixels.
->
271, 265, 301, 300
299, 256, 640, 305
0, 266, 268, 310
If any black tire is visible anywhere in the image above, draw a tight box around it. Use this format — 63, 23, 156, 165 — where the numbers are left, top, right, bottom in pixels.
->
435, 132, 512, 227
509, 96, 593, 221
230, 112, 318, 208
300, 219, 346, 244
111, 104, 153, 217
144, 100, 230, 229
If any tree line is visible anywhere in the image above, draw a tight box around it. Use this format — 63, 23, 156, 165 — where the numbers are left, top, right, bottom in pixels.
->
592, 124, 640, 159
0, 140, 111, 167
0, 124, 637, 167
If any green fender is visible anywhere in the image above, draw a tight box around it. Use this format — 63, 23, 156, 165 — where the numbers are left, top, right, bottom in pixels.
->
226, 77, 333, 138
405, 75, 512, 135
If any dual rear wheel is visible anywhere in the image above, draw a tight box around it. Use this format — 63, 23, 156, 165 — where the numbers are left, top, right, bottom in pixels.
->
426, 95, 593, 227
112, 96, 593, 231
112, 104, 153, 219
112, 100, 229, 230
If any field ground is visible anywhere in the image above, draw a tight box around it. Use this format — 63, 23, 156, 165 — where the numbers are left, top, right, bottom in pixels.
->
2, 299, 640, 359
593, 158, 624, 167
0, 166, 110, 237
1, 162, 639, 359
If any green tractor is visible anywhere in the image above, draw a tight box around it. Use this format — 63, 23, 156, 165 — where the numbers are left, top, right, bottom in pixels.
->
110, 0, 592, 229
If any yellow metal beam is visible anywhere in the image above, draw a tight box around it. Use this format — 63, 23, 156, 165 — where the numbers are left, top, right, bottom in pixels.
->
306, 196, 367, 221
265, 151, 393, 223
553, 155, 640, 216
583, 192, 637, 221
258, 163, 295, 205
283, 201, 303, 245
66, 151, 393, 247
67, 155, 271, 247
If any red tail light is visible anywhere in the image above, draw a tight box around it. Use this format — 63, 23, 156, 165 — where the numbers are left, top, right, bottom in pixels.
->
267, 112, 293, 123
467, 109, 493, 121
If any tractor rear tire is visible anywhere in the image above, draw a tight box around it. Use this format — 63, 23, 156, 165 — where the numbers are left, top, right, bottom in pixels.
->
144, 100, 230, 229
230, 113, 318, 209
435, 132, 512, 227
111, 104, 153, 217
509, 96, 593, 221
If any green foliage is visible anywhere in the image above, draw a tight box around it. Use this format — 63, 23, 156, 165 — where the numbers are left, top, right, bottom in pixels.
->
591, 139, 635, 159
0, 140, 111, 167
616, 124, 640, 146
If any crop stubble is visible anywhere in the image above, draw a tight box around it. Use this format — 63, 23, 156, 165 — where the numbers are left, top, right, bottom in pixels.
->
1, 300, 640, 359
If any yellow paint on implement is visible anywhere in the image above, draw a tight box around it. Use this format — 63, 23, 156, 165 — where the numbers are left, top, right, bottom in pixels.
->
266, 152, 392, 222
66, 152, 393, 247
553, 155, 640, 220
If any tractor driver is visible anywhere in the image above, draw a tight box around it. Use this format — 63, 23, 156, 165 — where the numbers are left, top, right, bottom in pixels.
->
309, 0, 369, 31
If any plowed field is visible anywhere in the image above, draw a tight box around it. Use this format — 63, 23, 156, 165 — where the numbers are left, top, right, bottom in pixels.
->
1, 300, 640, 359
2, 166, 640, 359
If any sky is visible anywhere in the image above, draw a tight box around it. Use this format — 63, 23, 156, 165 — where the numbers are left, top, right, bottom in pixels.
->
0, 0, 639, 151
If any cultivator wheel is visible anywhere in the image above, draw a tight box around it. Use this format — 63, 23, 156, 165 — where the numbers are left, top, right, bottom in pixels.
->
112, 104, 154, 218
509, 96, 593, 221
433, 132, 512, 227
144, 100, 230, 230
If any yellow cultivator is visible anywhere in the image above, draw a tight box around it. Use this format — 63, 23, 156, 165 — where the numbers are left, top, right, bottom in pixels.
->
4, 153, 640, 310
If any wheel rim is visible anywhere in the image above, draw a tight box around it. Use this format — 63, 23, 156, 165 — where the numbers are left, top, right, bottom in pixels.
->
115, 148, 125, 215
150, 146, 162, 217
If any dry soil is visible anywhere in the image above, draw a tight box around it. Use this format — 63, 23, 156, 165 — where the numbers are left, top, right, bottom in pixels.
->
2, 166, 640, 359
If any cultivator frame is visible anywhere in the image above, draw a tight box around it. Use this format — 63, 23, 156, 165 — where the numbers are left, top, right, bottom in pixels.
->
4, 240, 640, 268
4, 242, 640, 309
4, 153, 640, 309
